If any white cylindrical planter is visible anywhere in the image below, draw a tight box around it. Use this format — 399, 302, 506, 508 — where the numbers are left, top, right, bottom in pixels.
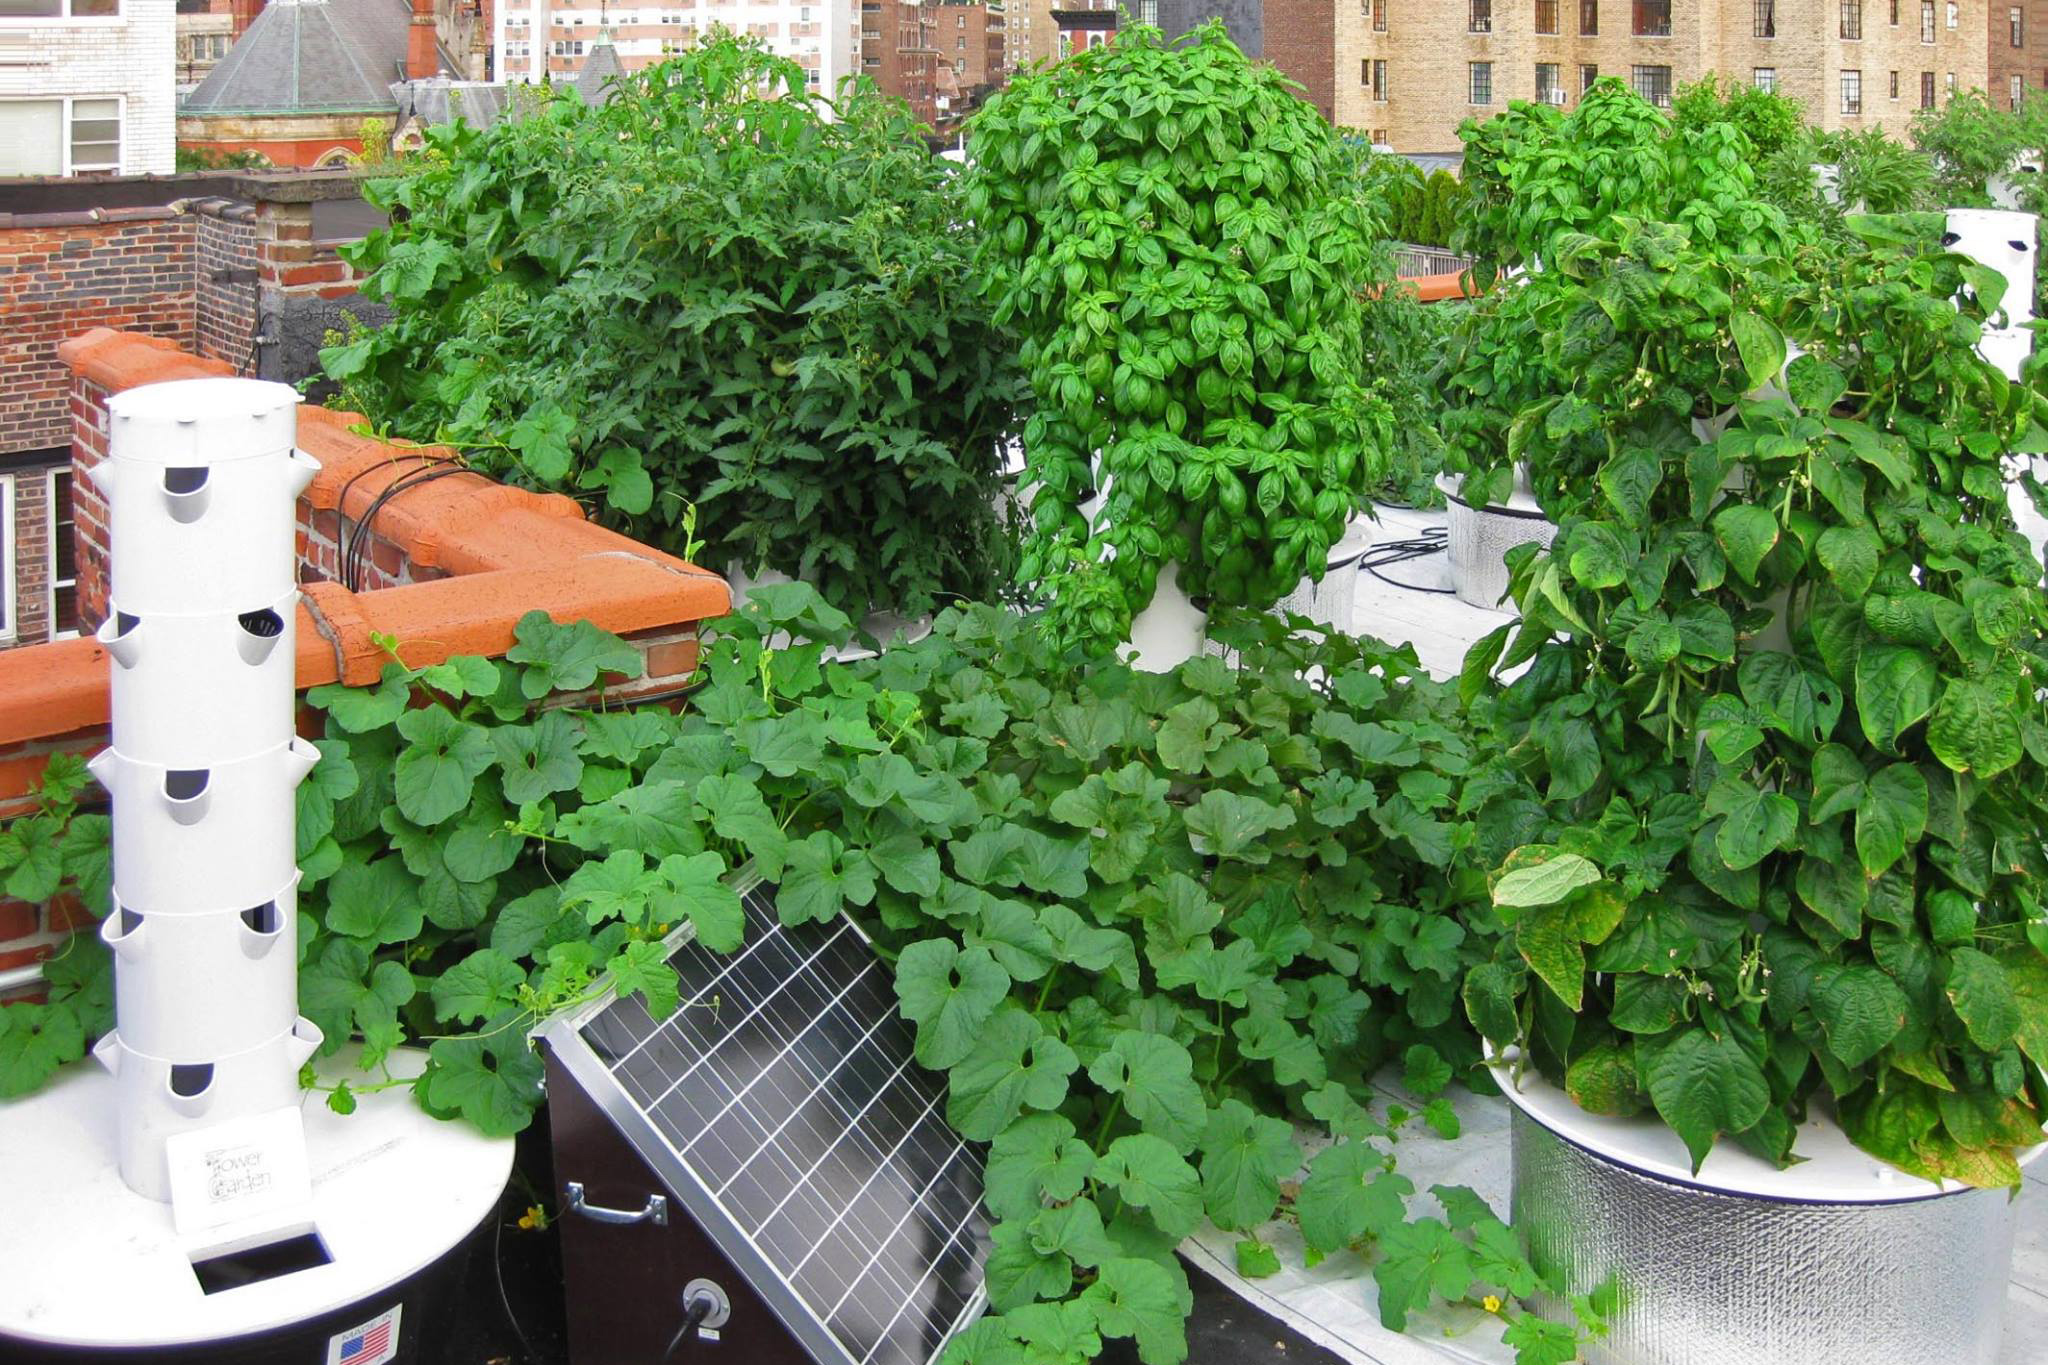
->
91, 1018, 323, 1202
96, 590, 299, 767
1946, 208, 2039, 328
1438, 469, 1558, 611
1123, 561, 1207, 672
100, 875, 300, 1062
1496, 1057, 2042, 1365
93, 377, 316, 1205
99, 381, 316, 616
88, 738, 315, 915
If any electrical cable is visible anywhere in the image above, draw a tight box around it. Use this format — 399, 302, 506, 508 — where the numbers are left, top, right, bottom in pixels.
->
1359, 525, 1457, 594
661, 1293, 717, 1361
491, 1206, 542, 1365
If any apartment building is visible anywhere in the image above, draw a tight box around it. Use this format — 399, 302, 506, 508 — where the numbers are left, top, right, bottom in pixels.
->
1989, 1, 2048, 107
0, 0, 176, 177
1160, 0, 1334, 117
1338, 0, 1990, 152
496, 0, 856, 94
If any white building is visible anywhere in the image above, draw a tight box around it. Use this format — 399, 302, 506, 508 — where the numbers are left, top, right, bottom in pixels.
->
0, 0, 176, 176
495, 0, 856, 102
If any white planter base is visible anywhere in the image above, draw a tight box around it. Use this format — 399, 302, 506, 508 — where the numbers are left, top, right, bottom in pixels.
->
1438, 473, 1557, 612
0, 1044, 511, 1348
1495, 1056, 2044, 1365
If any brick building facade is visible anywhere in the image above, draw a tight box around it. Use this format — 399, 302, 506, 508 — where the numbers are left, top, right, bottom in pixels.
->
1337, 0, 1992, 152
0, 171, 385, 651
0, 0, 176, 176
1989, 0, 2048, 107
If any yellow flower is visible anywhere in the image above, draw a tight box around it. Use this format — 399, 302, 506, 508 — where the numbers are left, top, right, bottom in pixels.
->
518, 1205, 546, 1230
1482, 1295, 1503, 1314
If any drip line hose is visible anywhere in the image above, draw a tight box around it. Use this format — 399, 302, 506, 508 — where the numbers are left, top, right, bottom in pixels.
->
1359, 526, 1457, 594
337, 457, 469, 591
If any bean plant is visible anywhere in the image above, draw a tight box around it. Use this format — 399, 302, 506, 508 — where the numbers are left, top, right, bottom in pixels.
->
1461, 212, 2048, 1185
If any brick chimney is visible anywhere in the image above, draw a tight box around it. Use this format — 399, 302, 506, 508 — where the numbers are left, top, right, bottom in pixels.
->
407, 0, 439, 79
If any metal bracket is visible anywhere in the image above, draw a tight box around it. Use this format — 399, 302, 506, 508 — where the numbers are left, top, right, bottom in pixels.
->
564, 1180, 668, 1226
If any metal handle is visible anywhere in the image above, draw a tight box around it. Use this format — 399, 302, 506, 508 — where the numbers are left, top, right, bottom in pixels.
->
564, 1180, 668, 1226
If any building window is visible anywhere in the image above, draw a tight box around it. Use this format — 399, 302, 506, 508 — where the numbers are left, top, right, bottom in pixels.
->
1631, 62, 1672, 105
48, 470, 76, 640
1948, 70, 1957, 95
1470, 61, 1493, 103
1890, 69, 1899, 98
1580, 0, 1597, 32
1374, 0, 1386, 30
1890, 0, 1898, 22
1470, 0, 1491, 33
1535, 0, 1557, 33
1634, 0, 1670, 35
1922, 69, 1936, 104
1947, 1, 1957, 29
1373, 59, 1387, 99
1536, 62, 1562, 103
0, 97, 120, 177
0, 0, 118, 15
1581, 62, 1599, 92
1922, 0, 1934, 41
1841, 0, 1861, 38
1754, 0, 1774, 36
2013, 6, 2025, 46
1841, 69, 1862, 113
1362, 56, 1370, 86
2015, 73, 2026, 108
1754, 67, 1777, 92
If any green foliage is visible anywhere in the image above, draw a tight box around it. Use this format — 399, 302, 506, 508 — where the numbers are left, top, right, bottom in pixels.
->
1457, 79, 1804, 278
1442, 80, 1806, 508
323, 35, 1023, 619
1910, 89, 2048, 207
0, 757, 112, 1097
1461, 210, 2048, 1186
966, 23, 1386, 654
292, 612, 746, 1134
1671, 73, 1807, 159
672, 594, 1574, 1364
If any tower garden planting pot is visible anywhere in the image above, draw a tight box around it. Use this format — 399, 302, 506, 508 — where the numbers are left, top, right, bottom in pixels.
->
1435, 467, 1556, 611
1493, 1051, 2043, 1365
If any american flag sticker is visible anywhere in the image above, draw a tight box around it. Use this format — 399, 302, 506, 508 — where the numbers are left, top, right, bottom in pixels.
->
326, 1304, 401, 1365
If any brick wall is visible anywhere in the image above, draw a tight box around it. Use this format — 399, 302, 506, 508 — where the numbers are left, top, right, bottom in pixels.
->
0, 336, 729, 984
1263, 0, 1335, 119
194, 199, 260, 367
0, 214, 196, 459
1989, 1, 2048, 109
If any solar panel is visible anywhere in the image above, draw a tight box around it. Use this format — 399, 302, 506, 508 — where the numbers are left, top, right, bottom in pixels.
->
541, 884, 990, 1365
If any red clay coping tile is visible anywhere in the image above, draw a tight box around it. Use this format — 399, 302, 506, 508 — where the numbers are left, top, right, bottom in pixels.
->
0, 330, 730, 776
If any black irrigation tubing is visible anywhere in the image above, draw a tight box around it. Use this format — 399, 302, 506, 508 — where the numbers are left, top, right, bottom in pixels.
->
1359, 525, 1458, 594
337, 456, 469, 591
